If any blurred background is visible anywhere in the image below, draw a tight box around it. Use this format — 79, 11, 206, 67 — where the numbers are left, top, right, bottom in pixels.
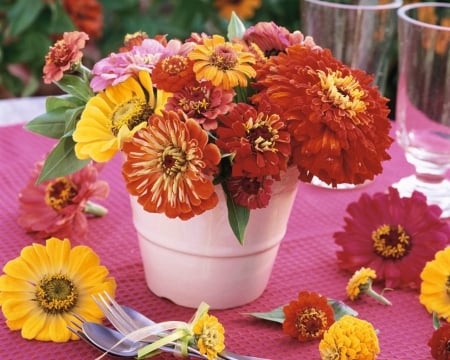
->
0, 0, 435, 115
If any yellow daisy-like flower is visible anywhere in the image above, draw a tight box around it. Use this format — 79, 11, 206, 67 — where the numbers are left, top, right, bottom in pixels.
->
420, 247, 450, 320
73, 71, 155, 162
346, 267, 391, 305
347, 267, 377, 300
319, 315, 380, 360
192, 312, 225, 360
188, 34, 256, 90
0, 238, 116, 342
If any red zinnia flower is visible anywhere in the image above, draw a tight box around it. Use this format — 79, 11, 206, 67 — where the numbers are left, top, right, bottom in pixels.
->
43, 31, 89, 84
152, 55, 196, 93
334, 187, 450, 289
429, 324, 450, 360
215, 103, 290, 178
283, 291, 335, 342
63, 0, 103, 40
122, 110, 222, 220
18, 161, 109, 241
226, 176, 273, 209
252, 44, 393, 186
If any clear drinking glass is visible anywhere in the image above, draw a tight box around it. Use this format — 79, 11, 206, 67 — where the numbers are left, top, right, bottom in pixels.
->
393, 2, 450, 217
301, 0, 402, 189
301, 0, 402, 96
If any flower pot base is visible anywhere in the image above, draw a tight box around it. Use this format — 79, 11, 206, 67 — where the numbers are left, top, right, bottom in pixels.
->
131, 168, 299, 309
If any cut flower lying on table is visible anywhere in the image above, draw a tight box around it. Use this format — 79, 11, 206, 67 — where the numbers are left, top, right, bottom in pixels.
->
26, 13, 393, 242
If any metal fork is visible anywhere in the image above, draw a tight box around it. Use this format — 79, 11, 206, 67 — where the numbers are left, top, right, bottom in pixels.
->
92, 291, 268, 360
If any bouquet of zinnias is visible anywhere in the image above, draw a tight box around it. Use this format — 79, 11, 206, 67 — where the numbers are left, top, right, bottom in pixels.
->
27, 14, 393, 242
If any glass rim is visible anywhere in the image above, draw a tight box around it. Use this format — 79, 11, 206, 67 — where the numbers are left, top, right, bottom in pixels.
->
302, 0, 403, 10
398, 2, 450, 31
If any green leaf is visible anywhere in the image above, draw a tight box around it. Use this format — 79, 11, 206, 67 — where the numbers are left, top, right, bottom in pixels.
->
245, 306, 285, 324
25, 108, 68, 139
46, 95, 85, 112
245, 298, 358, 324
328, 299, 358, 321
37, 135, 90, 183
433, 311, 441, 330
55, 74, 94, 102
224, 185, 250, 245
65, 106, 85, 133
8, 0, 45, 36
48, 1, 76, 34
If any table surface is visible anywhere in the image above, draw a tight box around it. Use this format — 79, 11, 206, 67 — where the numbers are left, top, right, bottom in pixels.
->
0, 97, 436, 359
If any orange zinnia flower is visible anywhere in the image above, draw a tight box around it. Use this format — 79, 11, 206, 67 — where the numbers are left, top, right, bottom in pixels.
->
122, 111, 222, 220
213, 0, 262, 20
188, 35, 256, 90
252, 44, 393, 186
282, 291, 335, 342
43, 31, 89, 84
63, 0, 103, 40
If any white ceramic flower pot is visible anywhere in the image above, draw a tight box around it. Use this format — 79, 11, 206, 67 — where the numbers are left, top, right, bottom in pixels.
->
130, 168, 299, 309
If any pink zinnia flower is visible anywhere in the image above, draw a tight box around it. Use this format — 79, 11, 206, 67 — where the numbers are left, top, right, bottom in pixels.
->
18, 161, 109, 241
243, 21, 319, 56
164, 80, 235, 130
90, 38, 194, 92
43, 31, 89, 84
334, 187, 450, 289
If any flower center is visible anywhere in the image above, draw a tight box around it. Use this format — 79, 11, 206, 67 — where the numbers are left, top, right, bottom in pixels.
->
162, 55, 188, 75
445, 276, 450, 296
35, 274, 78, 314
178, 86, 210, 115
372, 224, 412, 260
110, 97, 152, 135
317, 70, 367, 125
199, 327, 221, 351
46, 40, 72, 67
296, 308, 328, 339
245, 113, 280, 153
161, 146, 189, 176
210, 45, 238, 70
45, 177, 77, 211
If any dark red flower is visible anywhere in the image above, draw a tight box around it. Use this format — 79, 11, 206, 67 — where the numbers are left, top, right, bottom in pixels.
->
429, 324, 450, 360
226, 176, 273, 209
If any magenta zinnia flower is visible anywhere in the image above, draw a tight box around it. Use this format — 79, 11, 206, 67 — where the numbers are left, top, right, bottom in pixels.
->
18, 161, 109, 241
334, 187, 450, 289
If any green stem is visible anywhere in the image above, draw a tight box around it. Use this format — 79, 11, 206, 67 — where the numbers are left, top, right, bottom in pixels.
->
84, 201, 108, 217
365, 287, 392, 306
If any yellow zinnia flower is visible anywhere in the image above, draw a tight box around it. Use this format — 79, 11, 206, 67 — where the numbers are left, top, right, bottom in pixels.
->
188, 34, 256, 90
73, 71, 155, 162
192, 312, 225, 360
319, 315, 380, 360
420, 247, 450, 320
346, 267, 392, 305
0, 238, 116, 342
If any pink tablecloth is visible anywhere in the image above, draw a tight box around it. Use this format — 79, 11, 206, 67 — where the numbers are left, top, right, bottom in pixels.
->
0, 122, 434, 360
